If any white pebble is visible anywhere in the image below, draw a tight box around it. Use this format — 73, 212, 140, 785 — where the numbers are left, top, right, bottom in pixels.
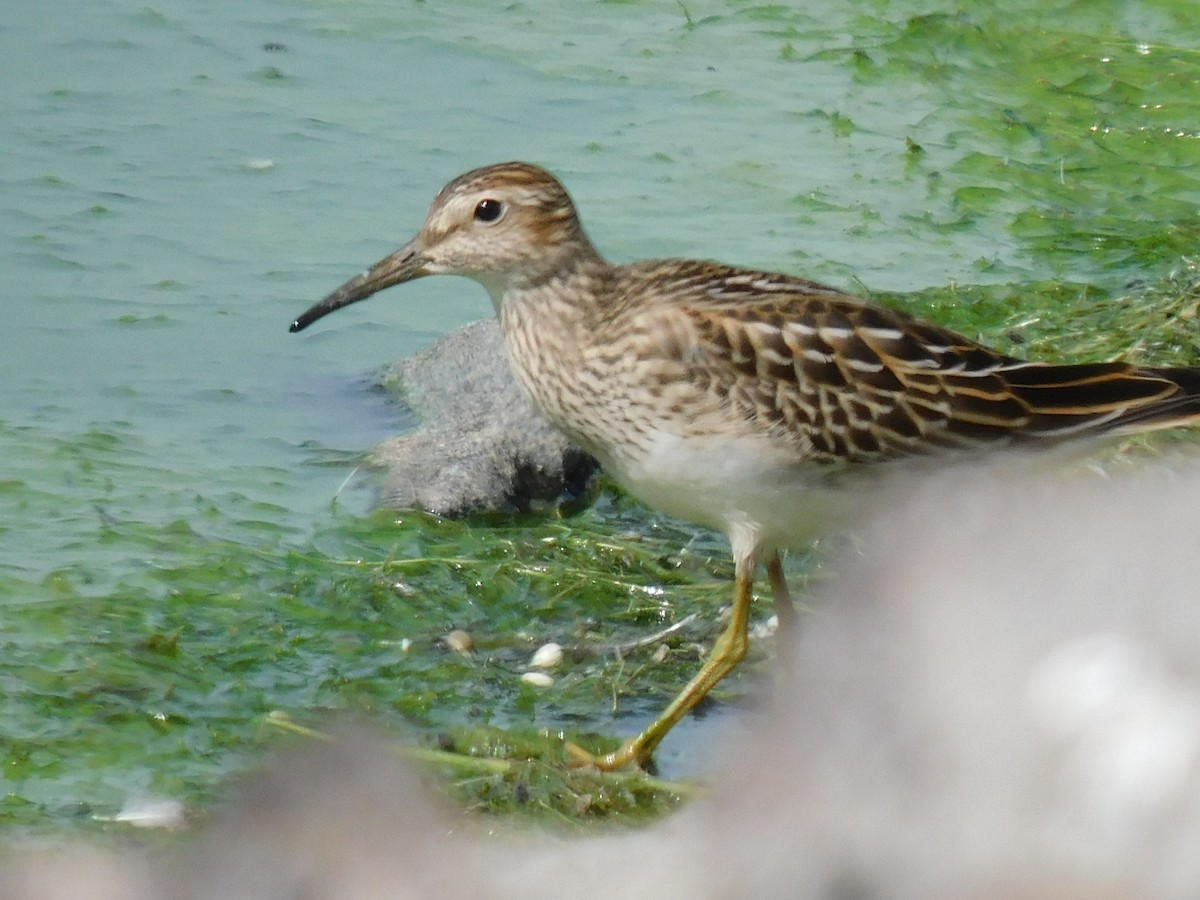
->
529, 642, 563, 669
443, 629, 473, 657
521, 671, 554, 688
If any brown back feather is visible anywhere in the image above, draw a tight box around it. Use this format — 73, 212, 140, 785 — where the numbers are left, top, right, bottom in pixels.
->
665, 270, 1200, 461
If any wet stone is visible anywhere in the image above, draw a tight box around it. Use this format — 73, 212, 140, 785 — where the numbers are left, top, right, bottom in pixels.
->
372, 319, 598, 517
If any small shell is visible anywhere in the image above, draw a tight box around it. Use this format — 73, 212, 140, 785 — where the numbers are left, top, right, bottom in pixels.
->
520, 671, 554, 688
529, 642, 563, 669
443, 629, 473, 657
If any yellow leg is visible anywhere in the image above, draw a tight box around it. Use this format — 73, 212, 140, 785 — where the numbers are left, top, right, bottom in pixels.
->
765, 551, 797, 670
765, 551, 796, 635
565, 551, 758, 771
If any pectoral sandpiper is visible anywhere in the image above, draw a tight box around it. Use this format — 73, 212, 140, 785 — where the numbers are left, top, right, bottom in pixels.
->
291, 161, 1200, 770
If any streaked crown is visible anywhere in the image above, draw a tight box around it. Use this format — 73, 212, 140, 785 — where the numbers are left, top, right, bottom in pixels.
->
415, 162, 601, 288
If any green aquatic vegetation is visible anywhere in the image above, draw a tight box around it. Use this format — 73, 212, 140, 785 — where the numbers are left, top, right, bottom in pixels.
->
879, 258, 1200, 367
753, 3, 1200, 287
0, 480, 753, 834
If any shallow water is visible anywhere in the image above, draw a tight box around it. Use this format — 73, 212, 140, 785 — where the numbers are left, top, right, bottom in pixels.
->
4, 0, 1200, 833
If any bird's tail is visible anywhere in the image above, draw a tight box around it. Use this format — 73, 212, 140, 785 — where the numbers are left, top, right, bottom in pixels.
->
997, 361, 1200, 439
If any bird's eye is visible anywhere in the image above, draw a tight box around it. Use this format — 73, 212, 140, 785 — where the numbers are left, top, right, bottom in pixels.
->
474, 198, 504, 223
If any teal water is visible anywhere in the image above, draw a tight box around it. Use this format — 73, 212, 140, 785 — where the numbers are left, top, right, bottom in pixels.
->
4, 0, 1200, 832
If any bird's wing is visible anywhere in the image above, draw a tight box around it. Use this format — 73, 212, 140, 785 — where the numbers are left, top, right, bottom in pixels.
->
632, 266, 1200, 462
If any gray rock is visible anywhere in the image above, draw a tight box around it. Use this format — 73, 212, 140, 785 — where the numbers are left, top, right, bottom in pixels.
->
370, 319, 597, 517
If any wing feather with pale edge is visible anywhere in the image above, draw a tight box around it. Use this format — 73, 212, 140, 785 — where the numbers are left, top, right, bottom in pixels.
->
636, 263, 1200, 462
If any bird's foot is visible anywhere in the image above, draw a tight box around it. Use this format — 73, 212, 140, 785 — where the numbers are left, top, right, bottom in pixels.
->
562, 738, 652, 772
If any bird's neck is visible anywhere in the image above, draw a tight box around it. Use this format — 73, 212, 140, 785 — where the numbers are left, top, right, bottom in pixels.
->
492, 253, 616, 439
495, 263, 603, 337
489, 244, 611, 329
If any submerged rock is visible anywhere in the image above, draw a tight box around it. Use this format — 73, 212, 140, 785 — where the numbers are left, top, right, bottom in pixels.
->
371, 319, 597, 517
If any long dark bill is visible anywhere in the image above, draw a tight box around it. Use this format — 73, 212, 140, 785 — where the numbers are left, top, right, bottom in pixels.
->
289, 242, 425, 333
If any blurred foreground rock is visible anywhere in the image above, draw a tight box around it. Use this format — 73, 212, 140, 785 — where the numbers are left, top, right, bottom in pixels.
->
371, 319, 597, 516
8, 455, 1200, 898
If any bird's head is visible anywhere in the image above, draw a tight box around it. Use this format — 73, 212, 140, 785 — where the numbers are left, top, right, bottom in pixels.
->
290, 162, 596, 333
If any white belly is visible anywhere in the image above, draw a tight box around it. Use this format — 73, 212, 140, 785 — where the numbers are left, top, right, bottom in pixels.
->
600, 428, 859, 552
